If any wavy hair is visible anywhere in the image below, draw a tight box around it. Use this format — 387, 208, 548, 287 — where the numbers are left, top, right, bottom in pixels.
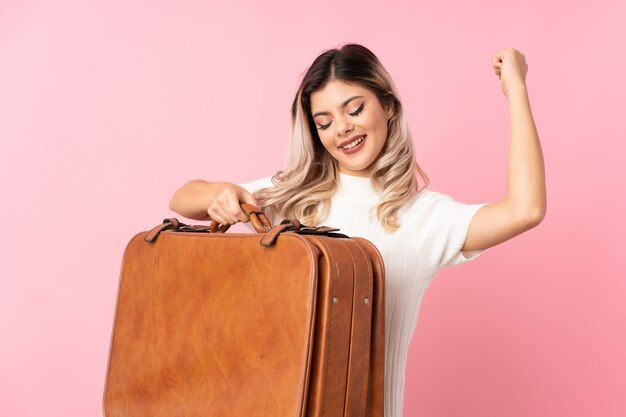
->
255, 43, 429, 233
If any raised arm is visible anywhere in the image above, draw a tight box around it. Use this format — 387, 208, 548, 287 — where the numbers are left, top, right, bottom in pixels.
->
169, 180, 257, 224
462, 48, 547, 252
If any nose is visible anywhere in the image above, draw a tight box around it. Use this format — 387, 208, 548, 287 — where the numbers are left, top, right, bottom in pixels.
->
334, 114, 353, 137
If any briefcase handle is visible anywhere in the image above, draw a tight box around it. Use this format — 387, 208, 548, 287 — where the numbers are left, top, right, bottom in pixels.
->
209, 203, 272, 234
145, 204, 345, 246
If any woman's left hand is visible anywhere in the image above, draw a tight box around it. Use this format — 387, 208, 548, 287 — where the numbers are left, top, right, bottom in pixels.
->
492, 48, 528, 97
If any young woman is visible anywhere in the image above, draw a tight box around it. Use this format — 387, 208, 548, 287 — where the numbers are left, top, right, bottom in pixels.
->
169, 43, 546, 417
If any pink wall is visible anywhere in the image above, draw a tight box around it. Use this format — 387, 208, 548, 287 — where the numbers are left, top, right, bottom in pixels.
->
1, 0, 624, 416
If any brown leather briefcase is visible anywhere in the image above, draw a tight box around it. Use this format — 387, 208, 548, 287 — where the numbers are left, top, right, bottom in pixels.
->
104, 205, 385, 417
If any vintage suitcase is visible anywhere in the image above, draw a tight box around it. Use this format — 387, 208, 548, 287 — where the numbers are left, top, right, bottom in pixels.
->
104, 205, 385, 417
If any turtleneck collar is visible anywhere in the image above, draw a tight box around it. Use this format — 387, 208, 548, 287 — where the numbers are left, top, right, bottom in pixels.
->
336, 172, 379, 203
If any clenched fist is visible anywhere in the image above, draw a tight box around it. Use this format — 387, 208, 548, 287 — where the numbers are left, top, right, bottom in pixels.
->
492, 48, 528, 97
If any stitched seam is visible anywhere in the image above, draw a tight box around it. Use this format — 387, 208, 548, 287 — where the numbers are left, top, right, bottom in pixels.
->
358, 246, 372, 417
358, 279, 370, 416
322, 278, 334, 417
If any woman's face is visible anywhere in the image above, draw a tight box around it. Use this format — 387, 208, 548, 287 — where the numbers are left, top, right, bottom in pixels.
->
310, 80, 393, 177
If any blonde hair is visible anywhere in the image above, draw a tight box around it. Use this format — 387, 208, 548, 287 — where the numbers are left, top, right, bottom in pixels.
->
255, 44, 429, 233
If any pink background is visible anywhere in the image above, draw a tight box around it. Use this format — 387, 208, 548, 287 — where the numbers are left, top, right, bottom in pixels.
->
1, 0, 625, 416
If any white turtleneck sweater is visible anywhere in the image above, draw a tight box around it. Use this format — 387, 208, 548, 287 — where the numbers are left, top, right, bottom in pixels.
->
239, 172, 488, 417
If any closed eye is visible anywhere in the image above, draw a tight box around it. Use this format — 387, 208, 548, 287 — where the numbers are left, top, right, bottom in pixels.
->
349, 102, 365, 116
317, 102, 365, 131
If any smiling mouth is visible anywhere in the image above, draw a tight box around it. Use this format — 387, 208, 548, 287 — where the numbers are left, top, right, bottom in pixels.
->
340, 135, 366, 150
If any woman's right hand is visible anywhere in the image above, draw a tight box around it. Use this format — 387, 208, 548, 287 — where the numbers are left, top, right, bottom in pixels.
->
169, 180, 257, 225
206, 182, 258, 225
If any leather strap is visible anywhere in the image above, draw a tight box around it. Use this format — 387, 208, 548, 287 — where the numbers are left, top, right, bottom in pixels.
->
144, 218, 184, 242
260, 220, 300, 247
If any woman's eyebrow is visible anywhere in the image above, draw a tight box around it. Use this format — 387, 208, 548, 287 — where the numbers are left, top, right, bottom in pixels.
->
312, 95, 364, 118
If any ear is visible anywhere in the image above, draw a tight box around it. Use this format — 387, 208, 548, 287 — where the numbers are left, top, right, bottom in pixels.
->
385, 102, 395, 121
